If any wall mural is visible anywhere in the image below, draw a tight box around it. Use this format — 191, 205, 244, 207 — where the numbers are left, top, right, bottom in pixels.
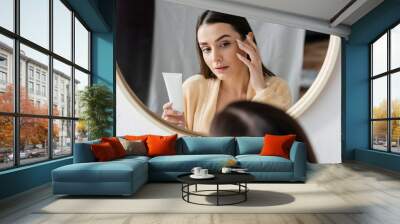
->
117, 0, 329, 135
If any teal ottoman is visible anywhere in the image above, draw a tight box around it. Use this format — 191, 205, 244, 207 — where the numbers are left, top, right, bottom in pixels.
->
52, 156, 148, 196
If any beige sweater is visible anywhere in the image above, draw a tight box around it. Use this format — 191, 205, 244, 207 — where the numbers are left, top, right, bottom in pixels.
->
182, 74, 292, 134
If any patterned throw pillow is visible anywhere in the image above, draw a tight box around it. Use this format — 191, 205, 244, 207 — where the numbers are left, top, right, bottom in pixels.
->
118, 138, 147, 156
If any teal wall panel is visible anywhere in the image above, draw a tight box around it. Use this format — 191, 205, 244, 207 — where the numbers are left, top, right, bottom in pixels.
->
65, 0, 110, 32
342, 44, 369, 160
0, 158, 72, 199
91, 31, 115, 135
355, 149, 400, 172
343, 0, 400, 171
91, 0, 115, 135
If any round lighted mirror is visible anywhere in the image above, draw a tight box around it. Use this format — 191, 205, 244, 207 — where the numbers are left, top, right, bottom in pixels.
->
116, 0, 340, 135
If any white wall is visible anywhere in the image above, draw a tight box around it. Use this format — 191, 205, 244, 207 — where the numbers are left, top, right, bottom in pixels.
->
116, 55, 342, 164
297, 53, 341, 163
116, 87, 170, 136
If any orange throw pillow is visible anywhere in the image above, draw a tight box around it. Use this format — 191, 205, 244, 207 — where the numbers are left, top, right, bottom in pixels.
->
124, 135, 149, 141
146, 134, 177, 157
101, 137, 127, 158
91, 142, 117, 161
259, 134, 296, 159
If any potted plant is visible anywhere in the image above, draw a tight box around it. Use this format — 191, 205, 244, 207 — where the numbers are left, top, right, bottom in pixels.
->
79, 84, 114, 140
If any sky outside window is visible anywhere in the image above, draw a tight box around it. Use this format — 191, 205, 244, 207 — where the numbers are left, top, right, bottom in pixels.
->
1, 0, 89, 69
53, 0, 72, 60
372, 34, 387, 76
20, 0, 49, 49
0, 0, 14, 32
74, 18, 89, 70
391, 24, 400, 70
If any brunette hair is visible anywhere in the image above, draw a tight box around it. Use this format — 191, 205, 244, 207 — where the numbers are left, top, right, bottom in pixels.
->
209, 101, 316, 162
196, 10, 276, 79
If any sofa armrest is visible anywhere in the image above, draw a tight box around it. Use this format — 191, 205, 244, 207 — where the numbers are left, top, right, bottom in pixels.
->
289, 141, 307, 181
73, 140, 99, 163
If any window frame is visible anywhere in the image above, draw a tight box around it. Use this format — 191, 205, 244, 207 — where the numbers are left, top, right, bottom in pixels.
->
0, 0, 92, 171
370, 21, 400, 154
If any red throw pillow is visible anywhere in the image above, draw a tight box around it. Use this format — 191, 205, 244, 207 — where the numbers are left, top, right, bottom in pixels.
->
146, 134, 177, 157
101, 137, 127, 158
91, 142, 117, 161
259, 134, 296, 159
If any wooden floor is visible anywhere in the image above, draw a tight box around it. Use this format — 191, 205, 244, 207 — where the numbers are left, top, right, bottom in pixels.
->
1, 162, 400, 224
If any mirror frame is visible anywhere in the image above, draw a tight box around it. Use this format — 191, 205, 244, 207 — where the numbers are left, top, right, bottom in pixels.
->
116, 35, 341, 136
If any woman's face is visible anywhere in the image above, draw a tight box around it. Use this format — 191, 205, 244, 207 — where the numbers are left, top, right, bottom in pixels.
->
197, 23, 247, 80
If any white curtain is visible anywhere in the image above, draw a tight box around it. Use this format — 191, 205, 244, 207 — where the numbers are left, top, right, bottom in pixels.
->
148, 0, 305, 114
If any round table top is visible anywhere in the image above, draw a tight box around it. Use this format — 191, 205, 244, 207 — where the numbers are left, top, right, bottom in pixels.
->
177, 172, 255, 185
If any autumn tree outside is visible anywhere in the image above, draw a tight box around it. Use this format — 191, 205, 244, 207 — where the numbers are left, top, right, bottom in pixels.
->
0, 84, 60, 160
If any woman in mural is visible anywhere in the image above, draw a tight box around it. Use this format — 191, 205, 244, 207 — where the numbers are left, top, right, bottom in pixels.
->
162, 10, 292, 134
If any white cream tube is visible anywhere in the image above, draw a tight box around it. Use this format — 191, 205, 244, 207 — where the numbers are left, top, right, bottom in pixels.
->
162, 72, 184, 112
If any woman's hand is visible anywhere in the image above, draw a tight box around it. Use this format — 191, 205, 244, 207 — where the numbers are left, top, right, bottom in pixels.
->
162, 102, 185, 128
236, 32, 267, 92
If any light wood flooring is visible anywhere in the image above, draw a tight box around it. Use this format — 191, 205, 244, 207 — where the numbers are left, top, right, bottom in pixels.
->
1, 162, 400, 224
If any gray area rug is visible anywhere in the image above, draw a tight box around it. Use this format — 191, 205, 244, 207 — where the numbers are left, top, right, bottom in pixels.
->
38, 183, 362, 214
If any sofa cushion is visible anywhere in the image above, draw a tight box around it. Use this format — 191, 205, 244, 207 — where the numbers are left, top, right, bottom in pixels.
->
53, 159, 147, 183
74, 139, 100, 163
115, 155, 150, 163
177, 137, 235, 155
236, 155, 293, 172
148, 154, 235, 172
236, 137, 263, 155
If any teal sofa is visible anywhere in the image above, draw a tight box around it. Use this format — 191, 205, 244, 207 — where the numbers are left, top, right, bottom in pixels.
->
52, 137, 307, 196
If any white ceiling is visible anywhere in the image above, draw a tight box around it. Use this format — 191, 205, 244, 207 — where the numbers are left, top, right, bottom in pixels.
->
165, 0, 384, 37
225, 0, 353, 22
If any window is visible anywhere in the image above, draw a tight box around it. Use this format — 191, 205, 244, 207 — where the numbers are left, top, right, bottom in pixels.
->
0, 35, 13, 113
0, 54, 7, 87
42, 85, 46, 97
28, 81, 34, 94
53, 59, 72, 117
36, 83, 40, 95
0, 0, 91, 170
35, 70, 40, 81
371, 23, 400, 154
0, 71, 6, 85
28, 67, 34, 80
0, 55, 7, 67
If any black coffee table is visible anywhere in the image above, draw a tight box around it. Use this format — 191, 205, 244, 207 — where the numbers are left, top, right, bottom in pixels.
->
177, 172, 255, 206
